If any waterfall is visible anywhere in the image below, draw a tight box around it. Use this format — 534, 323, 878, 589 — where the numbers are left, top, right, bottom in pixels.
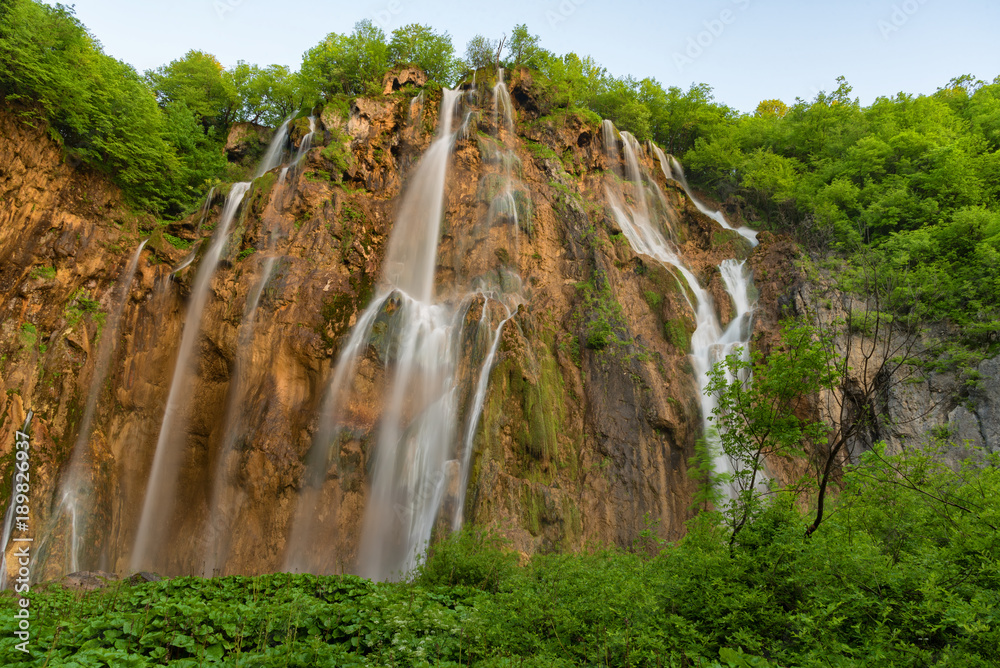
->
662, 151, 759, 247
35, 239, 148, 577
131, 183, 251, 572
453, 295, 515, 529
293, 116, 317, 164
493, 68, 514, 134
255, 115, 293, 178
0, 412, 33, 590
602, 123, 759, 497
200, 252, 277, 577
285, 89, 463, 577
285, 87, 520, 579
195, 186, 216, 233
381, 90, 462, 303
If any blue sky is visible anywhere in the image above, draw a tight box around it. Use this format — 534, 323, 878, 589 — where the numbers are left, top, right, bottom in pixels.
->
64, 0, 999, 113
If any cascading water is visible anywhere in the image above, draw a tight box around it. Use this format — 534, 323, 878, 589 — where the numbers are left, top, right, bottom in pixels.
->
294, 116, 317, 163
285, 89, 463, 577
199, 253, 277, 577
602, 122, 759, 497
478, 68, 526, 259
255, 115, 293, 178
201, 158, 295, 575
0, 412, 33, 589
661, 151, 759, 247
284, 86, 521, 579
35, 239, 148, 577
131, 183, 251, 572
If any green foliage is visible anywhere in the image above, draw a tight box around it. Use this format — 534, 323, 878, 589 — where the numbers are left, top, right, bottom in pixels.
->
224, 60, 302, 126
300, 20, 389, 99
464, 34, 498, 71
18, 322, 37, 348
145, 50, 233, 130
4, 449, 997, 665
320, 126, 353, 180
29, 265, 56, 280
706, 320, 835, 542
387, 24, 459, 84
0, 0, 186, 211
415, 526, 518, 593
505, 24, 547, 71
683, 75, 1000, 349
163, 233, 191, 250
575, 272, 627, 352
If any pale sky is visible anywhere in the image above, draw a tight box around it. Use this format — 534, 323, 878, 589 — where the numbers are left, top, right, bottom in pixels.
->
61, 0, 999, 113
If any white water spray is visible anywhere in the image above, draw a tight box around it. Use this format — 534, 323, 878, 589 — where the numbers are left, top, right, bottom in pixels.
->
255, 115, 294, 178
0, 412, 32, 589
37, 239, 148, 576
662, 151, 759, 247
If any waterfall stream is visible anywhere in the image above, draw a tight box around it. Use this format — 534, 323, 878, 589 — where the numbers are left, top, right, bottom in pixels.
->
35, 239, 148, 576
285, 84, 523, 579
602, 122, 759, 496
131, 183, 251, 572
0, 412, 33, 590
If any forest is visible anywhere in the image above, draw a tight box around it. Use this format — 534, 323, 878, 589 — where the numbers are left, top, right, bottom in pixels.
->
1, 0, 999, 665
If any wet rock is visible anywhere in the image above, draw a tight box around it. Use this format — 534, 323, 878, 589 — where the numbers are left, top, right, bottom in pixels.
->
225, 123, 273, 163
62, 571, 120, 591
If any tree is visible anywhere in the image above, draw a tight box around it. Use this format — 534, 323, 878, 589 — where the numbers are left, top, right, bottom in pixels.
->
505, 24, 547, 70
225, 61, 301, 126
464, 34, 496, 71
145, 50, 236, 130
755, 99, 788, 119
705, 251, 926, 542
801, 249, 925, 536
301, 20, 389, 98
387, 24, 458, 84
706, 320, 833, 545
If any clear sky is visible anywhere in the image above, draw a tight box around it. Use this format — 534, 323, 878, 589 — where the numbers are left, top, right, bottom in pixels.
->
60, 0, 999, 113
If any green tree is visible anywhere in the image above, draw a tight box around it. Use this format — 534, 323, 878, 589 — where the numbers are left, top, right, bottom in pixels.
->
225, 61, 301, 126
145, 50, 237, 130
0, 0, 205, 212
706, 320, 834, 544
505, 23, 547, 70
387, 23, 458, 84
464, 34, 497, 71
301, 20, 389, 98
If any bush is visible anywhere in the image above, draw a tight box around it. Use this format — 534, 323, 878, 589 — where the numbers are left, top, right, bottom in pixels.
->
415, 526, 518, 593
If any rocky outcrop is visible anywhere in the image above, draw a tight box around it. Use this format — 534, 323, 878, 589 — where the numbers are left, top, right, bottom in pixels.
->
382, 66, 428, 95
225, 122, 274, 162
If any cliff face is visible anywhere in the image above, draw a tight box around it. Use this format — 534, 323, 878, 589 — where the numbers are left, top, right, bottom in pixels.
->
0, 74, 805, 580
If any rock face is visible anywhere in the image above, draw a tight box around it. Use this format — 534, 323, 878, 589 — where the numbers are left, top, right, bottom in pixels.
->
225, 122, 274, 163
0, 80, 800, 581
382, 66, 428, 95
